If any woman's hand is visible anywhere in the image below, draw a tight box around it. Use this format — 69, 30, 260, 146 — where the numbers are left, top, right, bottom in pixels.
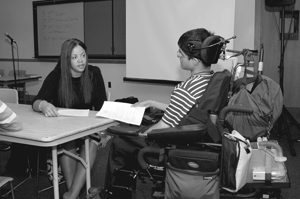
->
40, 101, 59, 117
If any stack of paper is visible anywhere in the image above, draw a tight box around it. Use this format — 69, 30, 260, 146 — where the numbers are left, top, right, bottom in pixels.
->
58, 109, 89, 117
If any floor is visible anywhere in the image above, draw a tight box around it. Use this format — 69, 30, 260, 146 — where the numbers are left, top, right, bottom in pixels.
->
0, 141, 154, 199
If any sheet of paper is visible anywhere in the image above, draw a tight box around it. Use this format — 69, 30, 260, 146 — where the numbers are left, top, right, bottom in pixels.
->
96, 101, 145, 126
58, 109, 89, 117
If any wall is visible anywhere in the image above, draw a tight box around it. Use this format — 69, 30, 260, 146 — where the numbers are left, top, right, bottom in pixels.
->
0, 0, 255, 104
256, 0, 300, 107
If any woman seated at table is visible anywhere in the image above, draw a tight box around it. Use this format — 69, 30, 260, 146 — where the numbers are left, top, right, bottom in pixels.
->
32, 38, 110, 199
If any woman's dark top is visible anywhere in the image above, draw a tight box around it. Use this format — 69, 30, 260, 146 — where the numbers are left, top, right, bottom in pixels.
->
32, 65, 106, 111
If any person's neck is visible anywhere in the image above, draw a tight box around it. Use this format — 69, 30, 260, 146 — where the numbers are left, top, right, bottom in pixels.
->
71, 69, 82, 78
191, 67, 211, 76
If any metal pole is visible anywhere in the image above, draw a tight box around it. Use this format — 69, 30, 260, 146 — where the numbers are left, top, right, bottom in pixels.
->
10, 40, 17, 88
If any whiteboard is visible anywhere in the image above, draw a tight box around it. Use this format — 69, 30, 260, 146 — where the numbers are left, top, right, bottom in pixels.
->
36, 2, 84, 56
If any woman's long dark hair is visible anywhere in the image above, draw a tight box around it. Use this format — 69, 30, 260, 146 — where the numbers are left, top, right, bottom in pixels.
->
57, 38, 92, 108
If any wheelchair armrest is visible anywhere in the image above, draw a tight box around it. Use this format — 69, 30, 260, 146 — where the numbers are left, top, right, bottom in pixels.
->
219, 105, 253, 124
137, 146, 161, 170
147, 123, 207, 144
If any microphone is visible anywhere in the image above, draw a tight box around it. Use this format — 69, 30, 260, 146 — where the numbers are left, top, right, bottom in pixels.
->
4, 32, 16, 43
223, 35, 237, 44
258, 44, 264, 74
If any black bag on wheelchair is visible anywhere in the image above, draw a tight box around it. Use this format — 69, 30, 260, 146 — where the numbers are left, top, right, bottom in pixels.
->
164, 149, 220, 199
220, 131, 252, 193
226, 72, 283, 141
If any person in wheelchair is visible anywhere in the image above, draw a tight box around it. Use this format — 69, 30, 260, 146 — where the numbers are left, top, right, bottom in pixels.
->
95, 28, 225, 199
0, 100, 23, 132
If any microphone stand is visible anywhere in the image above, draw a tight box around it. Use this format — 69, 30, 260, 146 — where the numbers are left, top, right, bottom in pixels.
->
10, 39, 17, 89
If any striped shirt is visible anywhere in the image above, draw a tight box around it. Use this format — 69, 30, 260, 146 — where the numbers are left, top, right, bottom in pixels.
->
162, 71, 213, 127
0, 100, 23, 132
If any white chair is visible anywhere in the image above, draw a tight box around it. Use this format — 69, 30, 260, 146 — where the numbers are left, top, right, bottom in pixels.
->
0, 176, 15, 199
7, 70, 30, 104
0, 88, 19, 104
8, 70, 26, 77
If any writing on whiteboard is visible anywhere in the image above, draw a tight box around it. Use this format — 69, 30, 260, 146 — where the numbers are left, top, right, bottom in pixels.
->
37, 3, 84, 55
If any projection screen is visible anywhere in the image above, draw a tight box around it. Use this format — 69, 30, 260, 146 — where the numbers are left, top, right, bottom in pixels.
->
126, 0, 236, 82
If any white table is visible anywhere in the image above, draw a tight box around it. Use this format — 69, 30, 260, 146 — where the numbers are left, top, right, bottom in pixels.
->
0, 103, 118, 199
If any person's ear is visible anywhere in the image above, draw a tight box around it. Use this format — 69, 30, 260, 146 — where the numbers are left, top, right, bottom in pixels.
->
192, 58, 201, 65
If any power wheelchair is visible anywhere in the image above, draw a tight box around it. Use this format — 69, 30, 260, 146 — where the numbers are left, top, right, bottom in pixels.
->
104, 102, 289, 199
100, 65, 290, 199
99, 45, 290, 198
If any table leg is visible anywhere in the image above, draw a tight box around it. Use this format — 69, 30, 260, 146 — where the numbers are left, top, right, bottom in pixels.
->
52, 146, 59, 199
85, 137, 91, 192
